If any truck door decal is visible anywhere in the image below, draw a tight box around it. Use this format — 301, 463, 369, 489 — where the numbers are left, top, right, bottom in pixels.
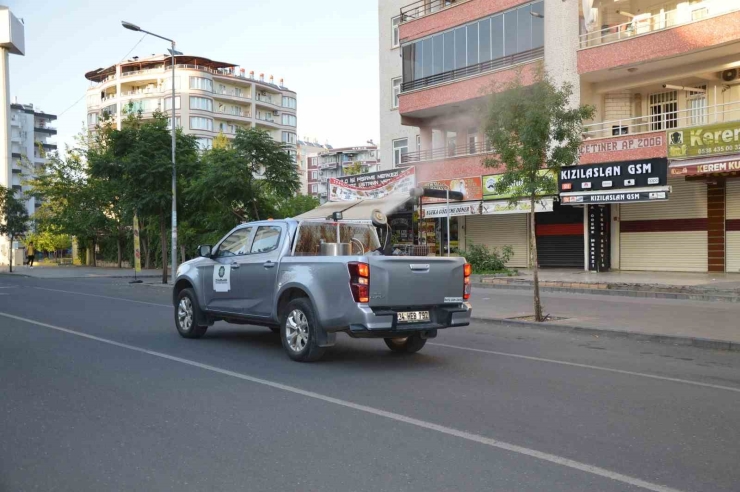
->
213, 264, 231, 292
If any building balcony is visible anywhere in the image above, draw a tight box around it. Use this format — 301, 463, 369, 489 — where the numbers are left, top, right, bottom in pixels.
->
254, 114, 279, 127
215, 109, 252, 122
401, 140, 495, 182
578, 3, 740, 78
34, 126, 57, 135
213, 89, 251, 102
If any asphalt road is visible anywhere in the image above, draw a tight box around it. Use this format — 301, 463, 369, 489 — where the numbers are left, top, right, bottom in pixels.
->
1, 275, 739, 492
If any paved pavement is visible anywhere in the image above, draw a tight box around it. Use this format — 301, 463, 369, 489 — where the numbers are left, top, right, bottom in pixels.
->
1, 275, 739, 491
469, 288, 740, 344
0, 265, 163, 279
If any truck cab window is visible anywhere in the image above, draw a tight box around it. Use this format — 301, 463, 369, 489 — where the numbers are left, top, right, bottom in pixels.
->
216, 227, 252, 257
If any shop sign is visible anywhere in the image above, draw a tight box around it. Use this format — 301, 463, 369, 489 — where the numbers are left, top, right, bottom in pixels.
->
421, 202, 481, 218
419, 176, 482, 203
668, 121, 740, 159
482, 170, 553, 200
580, 134, 664, 156
562, 190, 669, 204
481, 198, 553, 215
559, 158, 668, 192
670, 157, 740, 177
588, 205, 610, 272
329, 167, 416, 201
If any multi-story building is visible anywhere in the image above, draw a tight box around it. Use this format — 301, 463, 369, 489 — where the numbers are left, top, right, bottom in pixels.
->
297, 139, 332, 195
379, 0, 419, 169
317, 145, 380, 203
9, 101, 57, 219
386, 0, 740, 273
84, 55, 298, 157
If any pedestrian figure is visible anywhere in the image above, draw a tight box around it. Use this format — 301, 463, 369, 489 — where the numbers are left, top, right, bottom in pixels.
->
26, 241, 35, 268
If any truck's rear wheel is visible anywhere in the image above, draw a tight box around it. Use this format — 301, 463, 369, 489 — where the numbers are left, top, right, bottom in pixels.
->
384, 335, 426, 353
280, 298, 326, 362
175, 288, 208, 339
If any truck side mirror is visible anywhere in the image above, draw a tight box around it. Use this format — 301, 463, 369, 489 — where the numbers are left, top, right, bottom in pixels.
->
197, 244, 212, 258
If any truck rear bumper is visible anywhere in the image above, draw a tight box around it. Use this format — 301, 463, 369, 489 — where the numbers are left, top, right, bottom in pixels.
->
340, 302, 471, 337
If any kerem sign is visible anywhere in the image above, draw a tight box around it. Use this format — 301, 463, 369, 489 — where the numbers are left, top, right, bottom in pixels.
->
668, 121, 740, 159
559, 158, 668, 192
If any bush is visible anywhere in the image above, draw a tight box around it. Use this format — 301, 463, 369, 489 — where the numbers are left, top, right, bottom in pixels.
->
460, 243, 513, 274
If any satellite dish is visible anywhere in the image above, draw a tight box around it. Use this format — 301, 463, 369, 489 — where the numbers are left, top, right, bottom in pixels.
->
371, 209, 387, 228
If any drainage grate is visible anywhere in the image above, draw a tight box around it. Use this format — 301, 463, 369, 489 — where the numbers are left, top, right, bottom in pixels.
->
506, 315, 568, 323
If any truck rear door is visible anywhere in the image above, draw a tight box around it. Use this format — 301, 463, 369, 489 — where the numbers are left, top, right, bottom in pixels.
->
366, 256, 465, 308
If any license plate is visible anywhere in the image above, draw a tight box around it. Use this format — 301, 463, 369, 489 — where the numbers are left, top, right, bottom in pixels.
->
397, 311, 430, 323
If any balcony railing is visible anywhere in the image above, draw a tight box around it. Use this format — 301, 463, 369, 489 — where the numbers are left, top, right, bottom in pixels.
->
217, 109, 251, 118
401, 47, 543, 92
400, 0, 464, 22
214, 89, 250, 99
402, 140, 491, 164
579, 3, 740, 49
255, 114, 276, 123
583, 100, 740, 140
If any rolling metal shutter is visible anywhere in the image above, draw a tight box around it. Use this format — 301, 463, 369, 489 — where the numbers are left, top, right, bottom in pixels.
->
620, 178, 707, 272
465, 214, 529, 268
726, 179, 740, 273
535, 203, 584, 268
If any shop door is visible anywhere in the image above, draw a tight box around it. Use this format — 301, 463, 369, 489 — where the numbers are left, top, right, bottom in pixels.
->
726, 179, 740, 273
535, 202, 584, 268
465, 215, 528, 268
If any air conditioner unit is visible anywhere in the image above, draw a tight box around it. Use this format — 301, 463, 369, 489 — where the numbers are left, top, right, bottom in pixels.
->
721, 69, 739, 82
272, 110, 279, 116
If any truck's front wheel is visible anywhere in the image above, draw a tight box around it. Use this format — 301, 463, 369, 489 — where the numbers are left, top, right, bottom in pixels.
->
280, 298, 326, 362
175, 288, 208, 339
384, 335, 427, 353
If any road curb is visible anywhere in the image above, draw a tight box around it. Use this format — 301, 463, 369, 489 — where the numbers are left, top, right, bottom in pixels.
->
472, 282, 740, 303
471, 316, 740, 352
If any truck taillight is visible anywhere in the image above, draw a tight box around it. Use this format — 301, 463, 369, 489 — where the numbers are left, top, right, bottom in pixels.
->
463, 263, 472, 300
348, 262, 370, 303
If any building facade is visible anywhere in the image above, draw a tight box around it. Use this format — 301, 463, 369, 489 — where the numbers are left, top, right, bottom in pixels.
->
317, 145, 380, 203
386, 0, 740, 272
84, 55, 297, 158
379, 0, 419, 170
297, 139, 332, 195
9, 102, 57, 219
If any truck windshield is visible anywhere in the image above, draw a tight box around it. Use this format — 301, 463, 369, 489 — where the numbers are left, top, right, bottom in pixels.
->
294, 222, 381, 256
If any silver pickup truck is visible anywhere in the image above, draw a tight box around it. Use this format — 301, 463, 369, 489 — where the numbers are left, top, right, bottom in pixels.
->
172, 219, 472, 362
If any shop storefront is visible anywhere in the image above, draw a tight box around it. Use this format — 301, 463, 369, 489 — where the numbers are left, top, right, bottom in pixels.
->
419, 177, 482, 255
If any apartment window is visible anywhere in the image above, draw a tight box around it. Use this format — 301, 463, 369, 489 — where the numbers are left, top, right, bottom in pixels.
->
311, 184, 318, 194
401, 1, 543, 87
282, 96, 297, 109
392, 78, 401, 109
190, 96, 213, 112
393, 138, 408, 166
392, 16, 400, 48
468, 129, 478, 154
282, 131, 297, 144
190, 117, 213, 131
649, 91, 678, 131
167, 117, 182, 130
102, 104, 116, 117
288, 149, 297, 163
163, 96, 181, 111
311, 171, 318, 180
189, 77, 213, 92
416, 135, 421, 151
87, 113, 98, 126
196, 137, 213, 150
688, 86, 707, 126
282, 114, 297, 127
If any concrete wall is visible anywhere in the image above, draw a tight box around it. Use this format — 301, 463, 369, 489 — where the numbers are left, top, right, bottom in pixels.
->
379, 0, 418, 170
544, 0, 580, 106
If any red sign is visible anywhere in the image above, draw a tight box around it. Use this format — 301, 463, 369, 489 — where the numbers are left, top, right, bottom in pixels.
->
670, 158, 740, 177
418, 176, 483, 203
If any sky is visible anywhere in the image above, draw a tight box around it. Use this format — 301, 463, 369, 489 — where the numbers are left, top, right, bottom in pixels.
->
6, 0, 381, 151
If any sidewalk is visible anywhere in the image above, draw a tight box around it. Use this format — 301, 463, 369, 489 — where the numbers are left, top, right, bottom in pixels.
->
468, 287, 740, 350
475, 269, 740, 302
0, 265, 164, 279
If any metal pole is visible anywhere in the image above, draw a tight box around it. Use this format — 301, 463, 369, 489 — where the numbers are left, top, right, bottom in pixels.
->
170, 41, 177, 284
446, 189, 450, 257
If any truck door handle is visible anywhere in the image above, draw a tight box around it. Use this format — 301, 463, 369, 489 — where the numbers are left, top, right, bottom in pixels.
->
230, 262, 240, 269
264, 261, 275, 268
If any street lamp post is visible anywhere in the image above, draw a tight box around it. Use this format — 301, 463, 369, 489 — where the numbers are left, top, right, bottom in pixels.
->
122, 21, 179, 284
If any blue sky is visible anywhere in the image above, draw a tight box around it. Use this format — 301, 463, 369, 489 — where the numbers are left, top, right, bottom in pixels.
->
6, 0, 380, 151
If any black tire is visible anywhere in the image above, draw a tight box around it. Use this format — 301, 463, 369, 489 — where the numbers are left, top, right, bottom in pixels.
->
175, 288, 208, 339
268, 326, 280, 333
280, 298, 326, 362
384, 334, 427, 353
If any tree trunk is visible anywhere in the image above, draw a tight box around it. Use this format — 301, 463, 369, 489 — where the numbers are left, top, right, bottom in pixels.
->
530, 196, 543, 322
8, 237, 12, 273
142, 235, 151, 270
117, 235, 123, 268
180, 244, 186, 264
91, 238, 97, 267
252, 199, 260, 221
159, 212, 168, 284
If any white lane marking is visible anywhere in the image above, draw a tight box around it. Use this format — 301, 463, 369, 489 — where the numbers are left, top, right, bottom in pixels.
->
0, 311, 684, 492
429, 342, 740, 394
34, 287, 170, 308
29, 287, 740, 394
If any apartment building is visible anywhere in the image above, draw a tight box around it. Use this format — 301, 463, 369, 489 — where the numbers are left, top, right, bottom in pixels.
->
84, 55, 298, 158
317, 145, 380, 203
385, 0, 740, 272
379, 0, 419, 170
9, 102, 57, 219
297, 139, 332, 196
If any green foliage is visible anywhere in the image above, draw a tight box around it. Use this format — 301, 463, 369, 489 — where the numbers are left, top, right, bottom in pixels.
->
213, 132, 230, 149
460, 243, 513, 274
0, 186, 30, 271
274, 194, 320, 219
25, 230, 71, 254
344, 161, 364, 176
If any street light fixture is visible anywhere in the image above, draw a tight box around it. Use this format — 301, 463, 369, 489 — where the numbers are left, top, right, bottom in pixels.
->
121, 21, 179, 284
